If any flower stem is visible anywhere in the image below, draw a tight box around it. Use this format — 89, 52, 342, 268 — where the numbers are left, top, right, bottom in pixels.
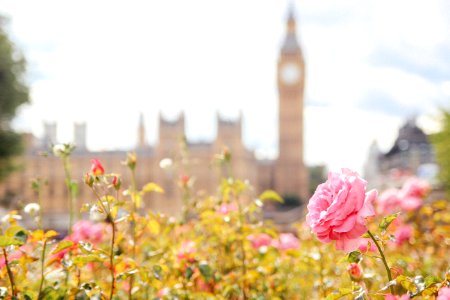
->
2, 247, 17, 297
63, 157, 76, 234
38, 239, 48, 299
367, 230, 393, 294
109, 216, 116, 300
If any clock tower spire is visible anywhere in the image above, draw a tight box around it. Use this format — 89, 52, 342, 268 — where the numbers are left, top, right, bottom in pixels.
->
275, 5, 309, 203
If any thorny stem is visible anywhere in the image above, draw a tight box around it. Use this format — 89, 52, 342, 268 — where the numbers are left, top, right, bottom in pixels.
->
37, 239, 48, 299
2, 247, 17, 297
367, 230, 394, 294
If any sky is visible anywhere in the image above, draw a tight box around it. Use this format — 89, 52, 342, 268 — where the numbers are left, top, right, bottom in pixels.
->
1, 0, 449, 174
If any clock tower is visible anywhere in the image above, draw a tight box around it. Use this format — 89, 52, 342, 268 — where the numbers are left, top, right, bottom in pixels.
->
275, 8, 309, 202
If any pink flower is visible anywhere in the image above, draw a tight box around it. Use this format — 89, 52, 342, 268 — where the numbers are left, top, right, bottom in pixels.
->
273, 233, 299, 251
400, 177, 430, 198
394, 224, 413, 246
385, 294, 410, 300
90, 159, 105, 176
376, 188, 401, 215
437, 286, 450, 300
347, 263, 363, 281
247, 233, 273, 249
177, 241, 196, 262
358, 238, 377, 253
71, 220, 105, 244
0, 250, 23, 269
217, 203, 238, 215
306, 168, 377, 252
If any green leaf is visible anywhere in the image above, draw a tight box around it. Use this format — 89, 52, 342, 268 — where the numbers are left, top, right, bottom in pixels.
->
153, 265, 162, 280
424, 275, 441, 288
325, 288, 352, 300
258, 190, 284, 203
73, 254, 105, 265
185, 266, 194, 280
396, 275, 417, 293
141, 182, 164, 194
0, 235, 24, 247
51, 240, 74, 255
379, 213, 400, 231
199, 261, 213, 281
346, 250, 362, 263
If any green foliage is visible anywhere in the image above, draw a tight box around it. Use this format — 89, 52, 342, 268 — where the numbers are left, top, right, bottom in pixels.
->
0, 16, 30, 181
431, 109, 450, 197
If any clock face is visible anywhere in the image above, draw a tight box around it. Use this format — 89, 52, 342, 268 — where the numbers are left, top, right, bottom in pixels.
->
281, 63, 301, 85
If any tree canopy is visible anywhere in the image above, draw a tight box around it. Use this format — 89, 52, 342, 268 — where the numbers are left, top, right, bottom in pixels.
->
0, 16, 30, 181
431, 109, 450, 197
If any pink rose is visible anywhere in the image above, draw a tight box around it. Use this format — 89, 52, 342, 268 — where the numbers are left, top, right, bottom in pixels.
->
247, 233, 273, 249
394, 224, 413, 246
90, 159, 105, 176
385, 294, 410, 300
376, 188, 401, 215
357, 238, 377, 253
306, 168, 377, 252
400, 177, 430, 198
71, 220, 105, 244
437, 286, 450, 300
273, 233, 300, 251
347, 263, 363, 281
217, 203, 238, 215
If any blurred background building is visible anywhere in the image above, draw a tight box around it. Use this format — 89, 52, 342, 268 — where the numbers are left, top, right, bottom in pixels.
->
0, 9, 309, 228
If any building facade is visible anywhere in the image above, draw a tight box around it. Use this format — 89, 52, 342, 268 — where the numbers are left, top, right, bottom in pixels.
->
0, 10, 309, 227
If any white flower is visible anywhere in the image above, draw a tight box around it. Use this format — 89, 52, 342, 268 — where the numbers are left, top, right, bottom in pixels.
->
52, 144, 66, 157
46, 268, 66, 282
89, 204, 106, 222
159, 158, 173, 170
1, 213, 22, 224
24, 203, 40, 215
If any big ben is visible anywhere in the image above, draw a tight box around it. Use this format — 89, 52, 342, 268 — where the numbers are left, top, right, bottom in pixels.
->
275, 8, 309, 203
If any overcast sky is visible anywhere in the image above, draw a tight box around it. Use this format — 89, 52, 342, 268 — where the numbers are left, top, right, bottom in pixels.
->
1, 0, 449, 174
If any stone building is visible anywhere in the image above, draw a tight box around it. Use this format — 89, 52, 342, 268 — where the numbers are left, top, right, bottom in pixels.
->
364, 118, 436, 189
0, 9, 309, 228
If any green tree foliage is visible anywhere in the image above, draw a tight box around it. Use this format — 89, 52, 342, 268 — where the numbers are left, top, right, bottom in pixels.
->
0, 16, 30, 181
431, 109, 450, 197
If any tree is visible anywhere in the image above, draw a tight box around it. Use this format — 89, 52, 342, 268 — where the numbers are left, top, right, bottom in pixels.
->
0, 16, 30, 181
431, 109, 450, 197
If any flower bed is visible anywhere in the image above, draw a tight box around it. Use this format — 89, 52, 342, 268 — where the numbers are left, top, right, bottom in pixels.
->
0, 148, 449, 299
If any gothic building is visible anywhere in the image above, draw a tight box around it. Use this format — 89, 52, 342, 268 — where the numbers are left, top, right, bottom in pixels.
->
364, 118, 436, 189
0, 9, 309, 228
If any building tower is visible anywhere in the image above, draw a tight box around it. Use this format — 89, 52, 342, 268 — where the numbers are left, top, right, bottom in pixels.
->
137, 113, 147, 149
74, 122, 87, 151
275, 7, 309, 202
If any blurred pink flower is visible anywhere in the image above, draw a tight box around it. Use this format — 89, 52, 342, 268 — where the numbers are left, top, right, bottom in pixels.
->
217, 203, 238, 215
347, 263, 363, 281
0, 250, 23, 269
306, 168, 377, 252
400, 177, 430, 198
437, 286, 450, 300
394, 224, 413, 246
273, 233, 299, 251
357, 238, 377, 253
71, 220, 105, 244
247, 233, 273, 249
385, 294, 410, 300
90, 159, 105, 176
177, 241, 196, 262
376, 188, 401, 215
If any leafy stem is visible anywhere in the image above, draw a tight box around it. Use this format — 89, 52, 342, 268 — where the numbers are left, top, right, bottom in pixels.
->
367, 230, 394, 294
38, 239, 48, 299
2, 247, 17, 297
